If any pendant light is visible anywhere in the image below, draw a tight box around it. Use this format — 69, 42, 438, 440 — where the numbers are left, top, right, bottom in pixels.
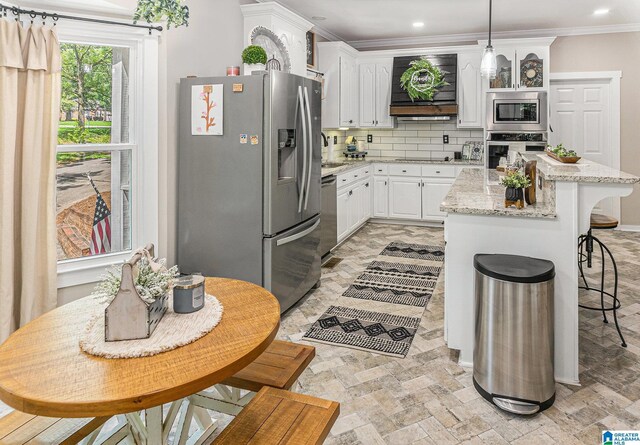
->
480, 0, 497, 79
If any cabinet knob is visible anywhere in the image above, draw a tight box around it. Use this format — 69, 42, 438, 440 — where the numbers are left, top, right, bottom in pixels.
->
365, 183, 369, 187
349, 119, 353, 124
354, 175, 358, 178
402, 170, 407, 173
349, 190, 353, 196
375, 120, 379, 125
436, 171, 441, 174
384, 181, 387, 185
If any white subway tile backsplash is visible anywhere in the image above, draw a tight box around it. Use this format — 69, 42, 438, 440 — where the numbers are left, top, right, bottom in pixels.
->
392, 130, 418, 137
326, 121, 485, 161
380, 137, 407, 144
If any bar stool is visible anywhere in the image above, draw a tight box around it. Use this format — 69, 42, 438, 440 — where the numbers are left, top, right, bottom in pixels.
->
578, 213, 626, 347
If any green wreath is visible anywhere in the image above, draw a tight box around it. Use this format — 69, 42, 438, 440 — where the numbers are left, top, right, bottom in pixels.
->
400, 58, 449, 102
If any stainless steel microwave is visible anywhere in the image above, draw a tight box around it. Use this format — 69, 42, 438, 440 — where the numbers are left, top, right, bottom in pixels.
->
486, 91, 548, 132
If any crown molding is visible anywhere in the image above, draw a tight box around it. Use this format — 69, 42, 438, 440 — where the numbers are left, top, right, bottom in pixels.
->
242, 2, 313, 31
348, 23, 640, 50
254, 0, 345, 41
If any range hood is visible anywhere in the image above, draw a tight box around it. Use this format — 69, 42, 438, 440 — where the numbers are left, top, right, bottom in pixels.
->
390, 54, 458, 118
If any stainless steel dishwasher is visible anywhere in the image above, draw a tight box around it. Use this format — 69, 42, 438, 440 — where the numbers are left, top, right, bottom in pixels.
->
320, 175, 337, 259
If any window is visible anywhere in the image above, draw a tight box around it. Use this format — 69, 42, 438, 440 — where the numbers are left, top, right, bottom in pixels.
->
57, 43, 132, 261
55, 23, 159, 288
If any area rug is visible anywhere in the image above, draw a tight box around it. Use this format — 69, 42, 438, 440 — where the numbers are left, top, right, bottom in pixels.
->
303, 242, 445, 358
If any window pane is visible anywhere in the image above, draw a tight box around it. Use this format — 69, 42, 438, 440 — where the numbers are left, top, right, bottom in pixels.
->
59, 43, 130, 145
56, 150, 132, 261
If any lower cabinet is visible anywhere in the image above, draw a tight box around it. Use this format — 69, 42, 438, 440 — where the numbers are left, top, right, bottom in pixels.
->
388, 177, 422, 220
337, 178, 372, 243
373, 177, 389, 217
422, 179, 454, 219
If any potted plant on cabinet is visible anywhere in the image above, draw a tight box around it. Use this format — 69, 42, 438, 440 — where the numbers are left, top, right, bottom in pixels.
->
242, 45, 268, 75
500, 171, 531, 209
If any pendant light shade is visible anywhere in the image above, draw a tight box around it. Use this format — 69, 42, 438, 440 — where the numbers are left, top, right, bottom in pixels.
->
480, 0, 497, 79
481, 46, 497, 79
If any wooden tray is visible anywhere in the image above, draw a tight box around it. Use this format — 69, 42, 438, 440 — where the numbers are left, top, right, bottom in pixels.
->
546, 151, 581, 163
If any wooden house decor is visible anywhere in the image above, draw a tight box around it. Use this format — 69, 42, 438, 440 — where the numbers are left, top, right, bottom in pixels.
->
105, 244, 169, 342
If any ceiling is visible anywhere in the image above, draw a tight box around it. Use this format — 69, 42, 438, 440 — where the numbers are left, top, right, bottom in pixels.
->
271, 0, 640, 46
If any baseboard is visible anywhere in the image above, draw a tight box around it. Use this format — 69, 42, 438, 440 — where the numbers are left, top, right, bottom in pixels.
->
617, 225, 640, 232
369, 218, 445, 228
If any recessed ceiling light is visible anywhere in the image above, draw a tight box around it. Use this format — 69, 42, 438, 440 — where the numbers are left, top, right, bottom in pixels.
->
312, 16, 327, 21
593, 8, 610, 15
413, 22, 425, 28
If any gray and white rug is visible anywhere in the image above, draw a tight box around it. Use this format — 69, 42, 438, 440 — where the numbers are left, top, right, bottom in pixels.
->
303, 242, 444, 358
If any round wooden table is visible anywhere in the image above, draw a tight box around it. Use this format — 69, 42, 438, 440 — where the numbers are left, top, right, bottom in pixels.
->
0, 277, 280, 424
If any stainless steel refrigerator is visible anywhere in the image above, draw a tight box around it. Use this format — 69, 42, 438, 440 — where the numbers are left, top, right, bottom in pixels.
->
177, 72, 322, 313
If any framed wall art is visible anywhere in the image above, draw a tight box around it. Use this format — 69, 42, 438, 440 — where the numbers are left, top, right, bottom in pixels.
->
192, 84, 223, 136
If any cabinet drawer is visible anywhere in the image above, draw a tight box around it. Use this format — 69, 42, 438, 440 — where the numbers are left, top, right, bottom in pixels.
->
389, 164, 421, 177
373, 164, 388, 175
351, 168, 367, 182
421, 165, 455, 178
337, 173, 354, 189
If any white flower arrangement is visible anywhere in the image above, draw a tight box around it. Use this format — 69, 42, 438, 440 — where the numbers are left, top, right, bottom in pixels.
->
93, 256, 179, 304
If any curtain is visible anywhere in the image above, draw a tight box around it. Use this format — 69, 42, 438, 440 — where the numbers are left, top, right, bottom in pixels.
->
0, 20, 61, 343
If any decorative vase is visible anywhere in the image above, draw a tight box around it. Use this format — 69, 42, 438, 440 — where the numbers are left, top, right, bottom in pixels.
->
505, 187, 525, 209
244, 63, 265, 75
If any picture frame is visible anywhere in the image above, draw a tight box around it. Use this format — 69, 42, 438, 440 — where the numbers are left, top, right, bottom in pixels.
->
306, 30, 316, 68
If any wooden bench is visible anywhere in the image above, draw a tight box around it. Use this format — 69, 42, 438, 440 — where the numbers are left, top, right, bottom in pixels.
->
0, 410, 109, 445
212, 387, 339, 445
189, 340, 315, 416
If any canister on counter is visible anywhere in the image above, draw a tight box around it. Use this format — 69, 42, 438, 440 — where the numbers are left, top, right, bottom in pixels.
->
173, 274, 205, 313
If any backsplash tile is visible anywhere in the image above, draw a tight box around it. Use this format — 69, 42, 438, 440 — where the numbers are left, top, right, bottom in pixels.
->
322, 122, 483, 161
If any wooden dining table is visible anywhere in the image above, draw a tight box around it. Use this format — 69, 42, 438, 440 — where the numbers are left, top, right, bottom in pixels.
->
0, 277, 281, 444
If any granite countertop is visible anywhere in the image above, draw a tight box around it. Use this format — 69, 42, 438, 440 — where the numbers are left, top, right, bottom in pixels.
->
521, 153, 640, 184
321, 157, 484, 177
441, 168, 557, 219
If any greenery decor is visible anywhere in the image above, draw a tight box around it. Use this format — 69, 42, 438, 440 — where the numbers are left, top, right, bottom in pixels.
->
500, 170, 532, 189
93, 256, 179, 304
400, 58, 449, 102
242, 45, 268, 65
133, 0, 189, 28
547, 143, 577, 158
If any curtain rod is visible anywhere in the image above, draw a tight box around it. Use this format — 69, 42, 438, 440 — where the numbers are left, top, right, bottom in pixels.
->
0, 2, 163, 33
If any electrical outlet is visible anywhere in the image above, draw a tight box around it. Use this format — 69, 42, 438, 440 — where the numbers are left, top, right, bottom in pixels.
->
333, 135, 338, 144
367, 134, 373, 143
443, 135, 449, 144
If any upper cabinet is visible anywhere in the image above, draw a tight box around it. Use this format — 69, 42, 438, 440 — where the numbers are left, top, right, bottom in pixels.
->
359, 60, 394, 128
485, 39, 553, 92
318, 42, 359, 129
457, 51, 483, 128
240, 3, 312, 77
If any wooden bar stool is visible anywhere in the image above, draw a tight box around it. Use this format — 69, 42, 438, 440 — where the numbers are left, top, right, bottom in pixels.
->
578, 213, 626, 347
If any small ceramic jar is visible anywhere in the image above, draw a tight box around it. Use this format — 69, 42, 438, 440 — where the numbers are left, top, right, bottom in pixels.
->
173, 275, 205, 314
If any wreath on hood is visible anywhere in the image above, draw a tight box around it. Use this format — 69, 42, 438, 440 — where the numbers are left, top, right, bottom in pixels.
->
400, 58, 449, 102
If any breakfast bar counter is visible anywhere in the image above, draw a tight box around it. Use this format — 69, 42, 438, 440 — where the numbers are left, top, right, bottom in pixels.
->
441, 156, 639, 385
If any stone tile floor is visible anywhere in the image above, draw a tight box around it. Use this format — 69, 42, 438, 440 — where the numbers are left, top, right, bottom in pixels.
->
1, 223, 639, 444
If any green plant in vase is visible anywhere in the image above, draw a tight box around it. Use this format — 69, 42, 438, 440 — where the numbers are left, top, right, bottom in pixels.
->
500, 171, 531, 209
133, 0, 189, 28
242, 45, 268, 74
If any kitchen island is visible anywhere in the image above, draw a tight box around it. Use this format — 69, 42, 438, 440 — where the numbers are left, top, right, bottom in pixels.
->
441, 154, 639, 384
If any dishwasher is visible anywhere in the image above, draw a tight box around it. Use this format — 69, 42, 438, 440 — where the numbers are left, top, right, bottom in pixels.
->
319, 175, 338, 259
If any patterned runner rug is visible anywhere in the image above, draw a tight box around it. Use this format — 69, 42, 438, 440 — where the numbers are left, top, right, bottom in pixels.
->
303, 243, 444, 358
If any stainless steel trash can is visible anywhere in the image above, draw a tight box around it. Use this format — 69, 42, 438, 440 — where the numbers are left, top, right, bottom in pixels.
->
473, 254, 555, 415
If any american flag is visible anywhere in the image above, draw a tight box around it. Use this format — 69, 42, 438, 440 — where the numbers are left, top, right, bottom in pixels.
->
87, 175, 111, 255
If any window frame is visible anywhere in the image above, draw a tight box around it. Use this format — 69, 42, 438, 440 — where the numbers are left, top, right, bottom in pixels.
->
55, 21, 159, 289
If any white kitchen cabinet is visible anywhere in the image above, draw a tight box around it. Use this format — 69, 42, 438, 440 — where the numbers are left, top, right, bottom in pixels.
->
337, 188, 351, 241
389, 177, 422, 220
318, 42, 359, 129
457, 51, 483, 128
484, 39, 553, 92
359, 61, 394, 128
373, 176, 389, 218
422, 179, 454, 219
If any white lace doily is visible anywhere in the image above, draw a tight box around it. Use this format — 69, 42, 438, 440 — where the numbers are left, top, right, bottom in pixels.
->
79, 294, 223, 359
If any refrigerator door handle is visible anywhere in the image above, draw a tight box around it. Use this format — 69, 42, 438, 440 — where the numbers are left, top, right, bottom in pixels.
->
276, 219, 320, 246
297, 85, 307, 213
303, 86, 313, 210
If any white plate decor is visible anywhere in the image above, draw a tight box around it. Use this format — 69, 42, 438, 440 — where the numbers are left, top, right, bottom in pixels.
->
250, 26, 291, 74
